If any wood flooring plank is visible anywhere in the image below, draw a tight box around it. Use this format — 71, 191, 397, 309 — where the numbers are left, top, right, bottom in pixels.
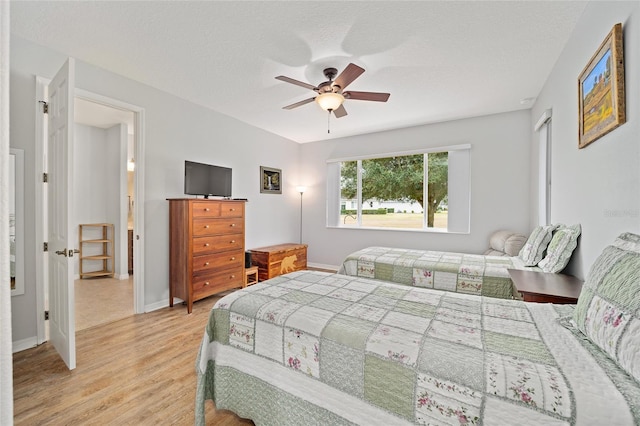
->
13, 295, 253, 425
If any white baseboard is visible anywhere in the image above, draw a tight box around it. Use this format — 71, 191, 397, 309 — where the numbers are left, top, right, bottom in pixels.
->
115, 273, 129, 280
12, 336, 39, 353
144, 299, 171, 313
308, 262, 339, 272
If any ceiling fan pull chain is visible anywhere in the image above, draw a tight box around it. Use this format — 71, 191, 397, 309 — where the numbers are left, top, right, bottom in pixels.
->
327, 110, 331, 133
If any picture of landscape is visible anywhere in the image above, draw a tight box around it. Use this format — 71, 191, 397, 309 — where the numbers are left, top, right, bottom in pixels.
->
578, 23, 625, 149
581, 48, 613, 134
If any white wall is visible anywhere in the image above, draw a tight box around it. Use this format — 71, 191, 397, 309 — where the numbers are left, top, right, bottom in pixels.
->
530, 1, 639, 279
10, 36, 302, 344
300, 110, 532, 268
73, 123, 115, 276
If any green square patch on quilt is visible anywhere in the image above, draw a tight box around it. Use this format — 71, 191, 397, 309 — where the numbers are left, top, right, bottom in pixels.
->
364, 355, 415, 420
322, 315, 377, 350
484, 331, 554, 364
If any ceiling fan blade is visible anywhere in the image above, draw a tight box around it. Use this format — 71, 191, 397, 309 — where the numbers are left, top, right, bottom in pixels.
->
333, 63, 365, 90
344, 91, 390, 102
282, 97, 316, 110
333, 104, 348, 118
275, 75, 317, 91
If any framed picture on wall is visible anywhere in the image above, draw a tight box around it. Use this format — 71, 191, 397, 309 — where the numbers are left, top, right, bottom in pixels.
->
260, 166, 282, 194
578, 23, 625, 149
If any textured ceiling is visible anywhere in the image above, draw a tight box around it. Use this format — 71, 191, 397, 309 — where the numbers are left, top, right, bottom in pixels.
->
10, 1, 588, 143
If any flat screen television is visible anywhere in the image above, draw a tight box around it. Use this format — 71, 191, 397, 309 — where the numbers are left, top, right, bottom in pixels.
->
184, 160, 232, 198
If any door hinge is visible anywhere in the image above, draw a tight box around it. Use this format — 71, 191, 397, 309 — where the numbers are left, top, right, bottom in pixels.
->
39, 100, 48, 114
43, 173, 48, 183
44, 311, 49, 321
43, 242, 48, 252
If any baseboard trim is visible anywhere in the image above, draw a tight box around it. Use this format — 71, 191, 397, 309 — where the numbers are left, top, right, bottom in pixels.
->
308, 262, 339, 272
144, 299, 171, 313
13, 336, 39, 353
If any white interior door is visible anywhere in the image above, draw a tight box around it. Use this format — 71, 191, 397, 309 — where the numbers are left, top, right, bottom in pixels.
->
47, 58, 76, 370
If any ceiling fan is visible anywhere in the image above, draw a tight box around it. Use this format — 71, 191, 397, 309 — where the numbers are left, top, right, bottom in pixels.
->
275, 63, 390, 118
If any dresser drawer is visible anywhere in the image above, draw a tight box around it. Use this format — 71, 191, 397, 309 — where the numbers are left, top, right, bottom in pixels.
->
191, 201, 221, 218
219, 202, 244, 218
193, 250, 244, 274
193, 267, 244, 299
192, 217, 244, 236
192, 235, 243, 255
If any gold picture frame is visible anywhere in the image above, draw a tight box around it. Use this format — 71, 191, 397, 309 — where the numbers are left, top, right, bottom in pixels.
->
260, 166, 282, 194
578, 23, 625, 149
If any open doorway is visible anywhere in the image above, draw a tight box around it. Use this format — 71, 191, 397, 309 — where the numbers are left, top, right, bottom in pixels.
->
73, 98, 135, 331
34, 77, 146, 346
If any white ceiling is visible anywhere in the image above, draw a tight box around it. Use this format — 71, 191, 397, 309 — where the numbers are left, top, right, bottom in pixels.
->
10, 1, 588, 143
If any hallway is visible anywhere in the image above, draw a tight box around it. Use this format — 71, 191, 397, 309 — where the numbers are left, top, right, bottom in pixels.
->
75, 276, 133, 331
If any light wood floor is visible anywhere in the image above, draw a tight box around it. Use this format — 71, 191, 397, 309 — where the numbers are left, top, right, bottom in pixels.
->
75, 276, 134, 331
13, 293, 253, 426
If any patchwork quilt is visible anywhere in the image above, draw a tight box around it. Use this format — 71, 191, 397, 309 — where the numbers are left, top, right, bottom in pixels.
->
196, 271, 640, 425
338, 246, 540, 299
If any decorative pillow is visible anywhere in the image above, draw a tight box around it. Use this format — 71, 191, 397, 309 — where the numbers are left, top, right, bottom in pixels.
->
483, 230, 527, 257
518, 224, 558, 266
538, 224, 581, 273
573, 232, 640, 383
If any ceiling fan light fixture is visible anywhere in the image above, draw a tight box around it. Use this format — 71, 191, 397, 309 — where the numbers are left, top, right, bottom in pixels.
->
315, 92, 344, 111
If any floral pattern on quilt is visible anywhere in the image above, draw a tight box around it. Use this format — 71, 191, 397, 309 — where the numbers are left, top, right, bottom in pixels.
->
338, 246, 539, 299
415, 373, 481, 425
573, 232, 640, 383
199, 270, 640, 426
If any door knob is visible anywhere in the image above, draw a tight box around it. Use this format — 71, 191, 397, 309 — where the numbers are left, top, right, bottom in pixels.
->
55, 249, 68, 257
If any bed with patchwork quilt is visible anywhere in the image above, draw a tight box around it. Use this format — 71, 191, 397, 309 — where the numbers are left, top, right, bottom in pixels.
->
337, 246, 540, 300
196, 231, 640, 426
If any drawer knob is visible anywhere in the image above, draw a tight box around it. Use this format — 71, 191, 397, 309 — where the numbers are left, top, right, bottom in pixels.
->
205, 243, 210, 247
204, 281, 210, 286
230, 240, 235, 244
204, 208, 210, 212
230, 257, 235, 261
230, 275, 235, 279
204, 225, 210, 229
230, 223, 236, 227
204, 262, 209, 266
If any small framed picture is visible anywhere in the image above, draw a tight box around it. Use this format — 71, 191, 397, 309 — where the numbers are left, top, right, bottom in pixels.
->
260, 166, 282, 194
578, 23, 625, 149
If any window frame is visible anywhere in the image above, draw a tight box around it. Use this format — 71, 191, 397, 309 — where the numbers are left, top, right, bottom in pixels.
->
327, 144, 471, 233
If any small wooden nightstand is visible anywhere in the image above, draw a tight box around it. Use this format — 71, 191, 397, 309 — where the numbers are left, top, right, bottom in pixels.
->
244, 266, 259, 288
508, 269, 584, 304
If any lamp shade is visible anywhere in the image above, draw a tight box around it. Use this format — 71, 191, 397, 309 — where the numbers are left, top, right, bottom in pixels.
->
315, 92, 344, 111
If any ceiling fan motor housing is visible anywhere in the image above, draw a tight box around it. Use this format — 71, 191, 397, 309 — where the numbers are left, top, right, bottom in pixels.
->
317, 81, 339, 94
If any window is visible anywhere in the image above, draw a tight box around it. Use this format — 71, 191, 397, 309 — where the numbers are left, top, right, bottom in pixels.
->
535, 109, 552, 226
327, 145, 470, 232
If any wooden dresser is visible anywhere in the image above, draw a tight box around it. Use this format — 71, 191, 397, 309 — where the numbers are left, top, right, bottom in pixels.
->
167, 198, 246, 313
249, 243, 307, 281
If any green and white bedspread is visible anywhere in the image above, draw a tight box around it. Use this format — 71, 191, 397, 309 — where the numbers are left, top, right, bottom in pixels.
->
196, 270, 640, 425
338, 246, 541, 299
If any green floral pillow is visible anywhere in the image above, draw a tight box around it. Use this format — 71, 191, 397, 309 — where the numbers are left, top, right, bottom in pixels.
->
538, 224, 581, 273
573, 232, 640, 383
518, 224, 558, 266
